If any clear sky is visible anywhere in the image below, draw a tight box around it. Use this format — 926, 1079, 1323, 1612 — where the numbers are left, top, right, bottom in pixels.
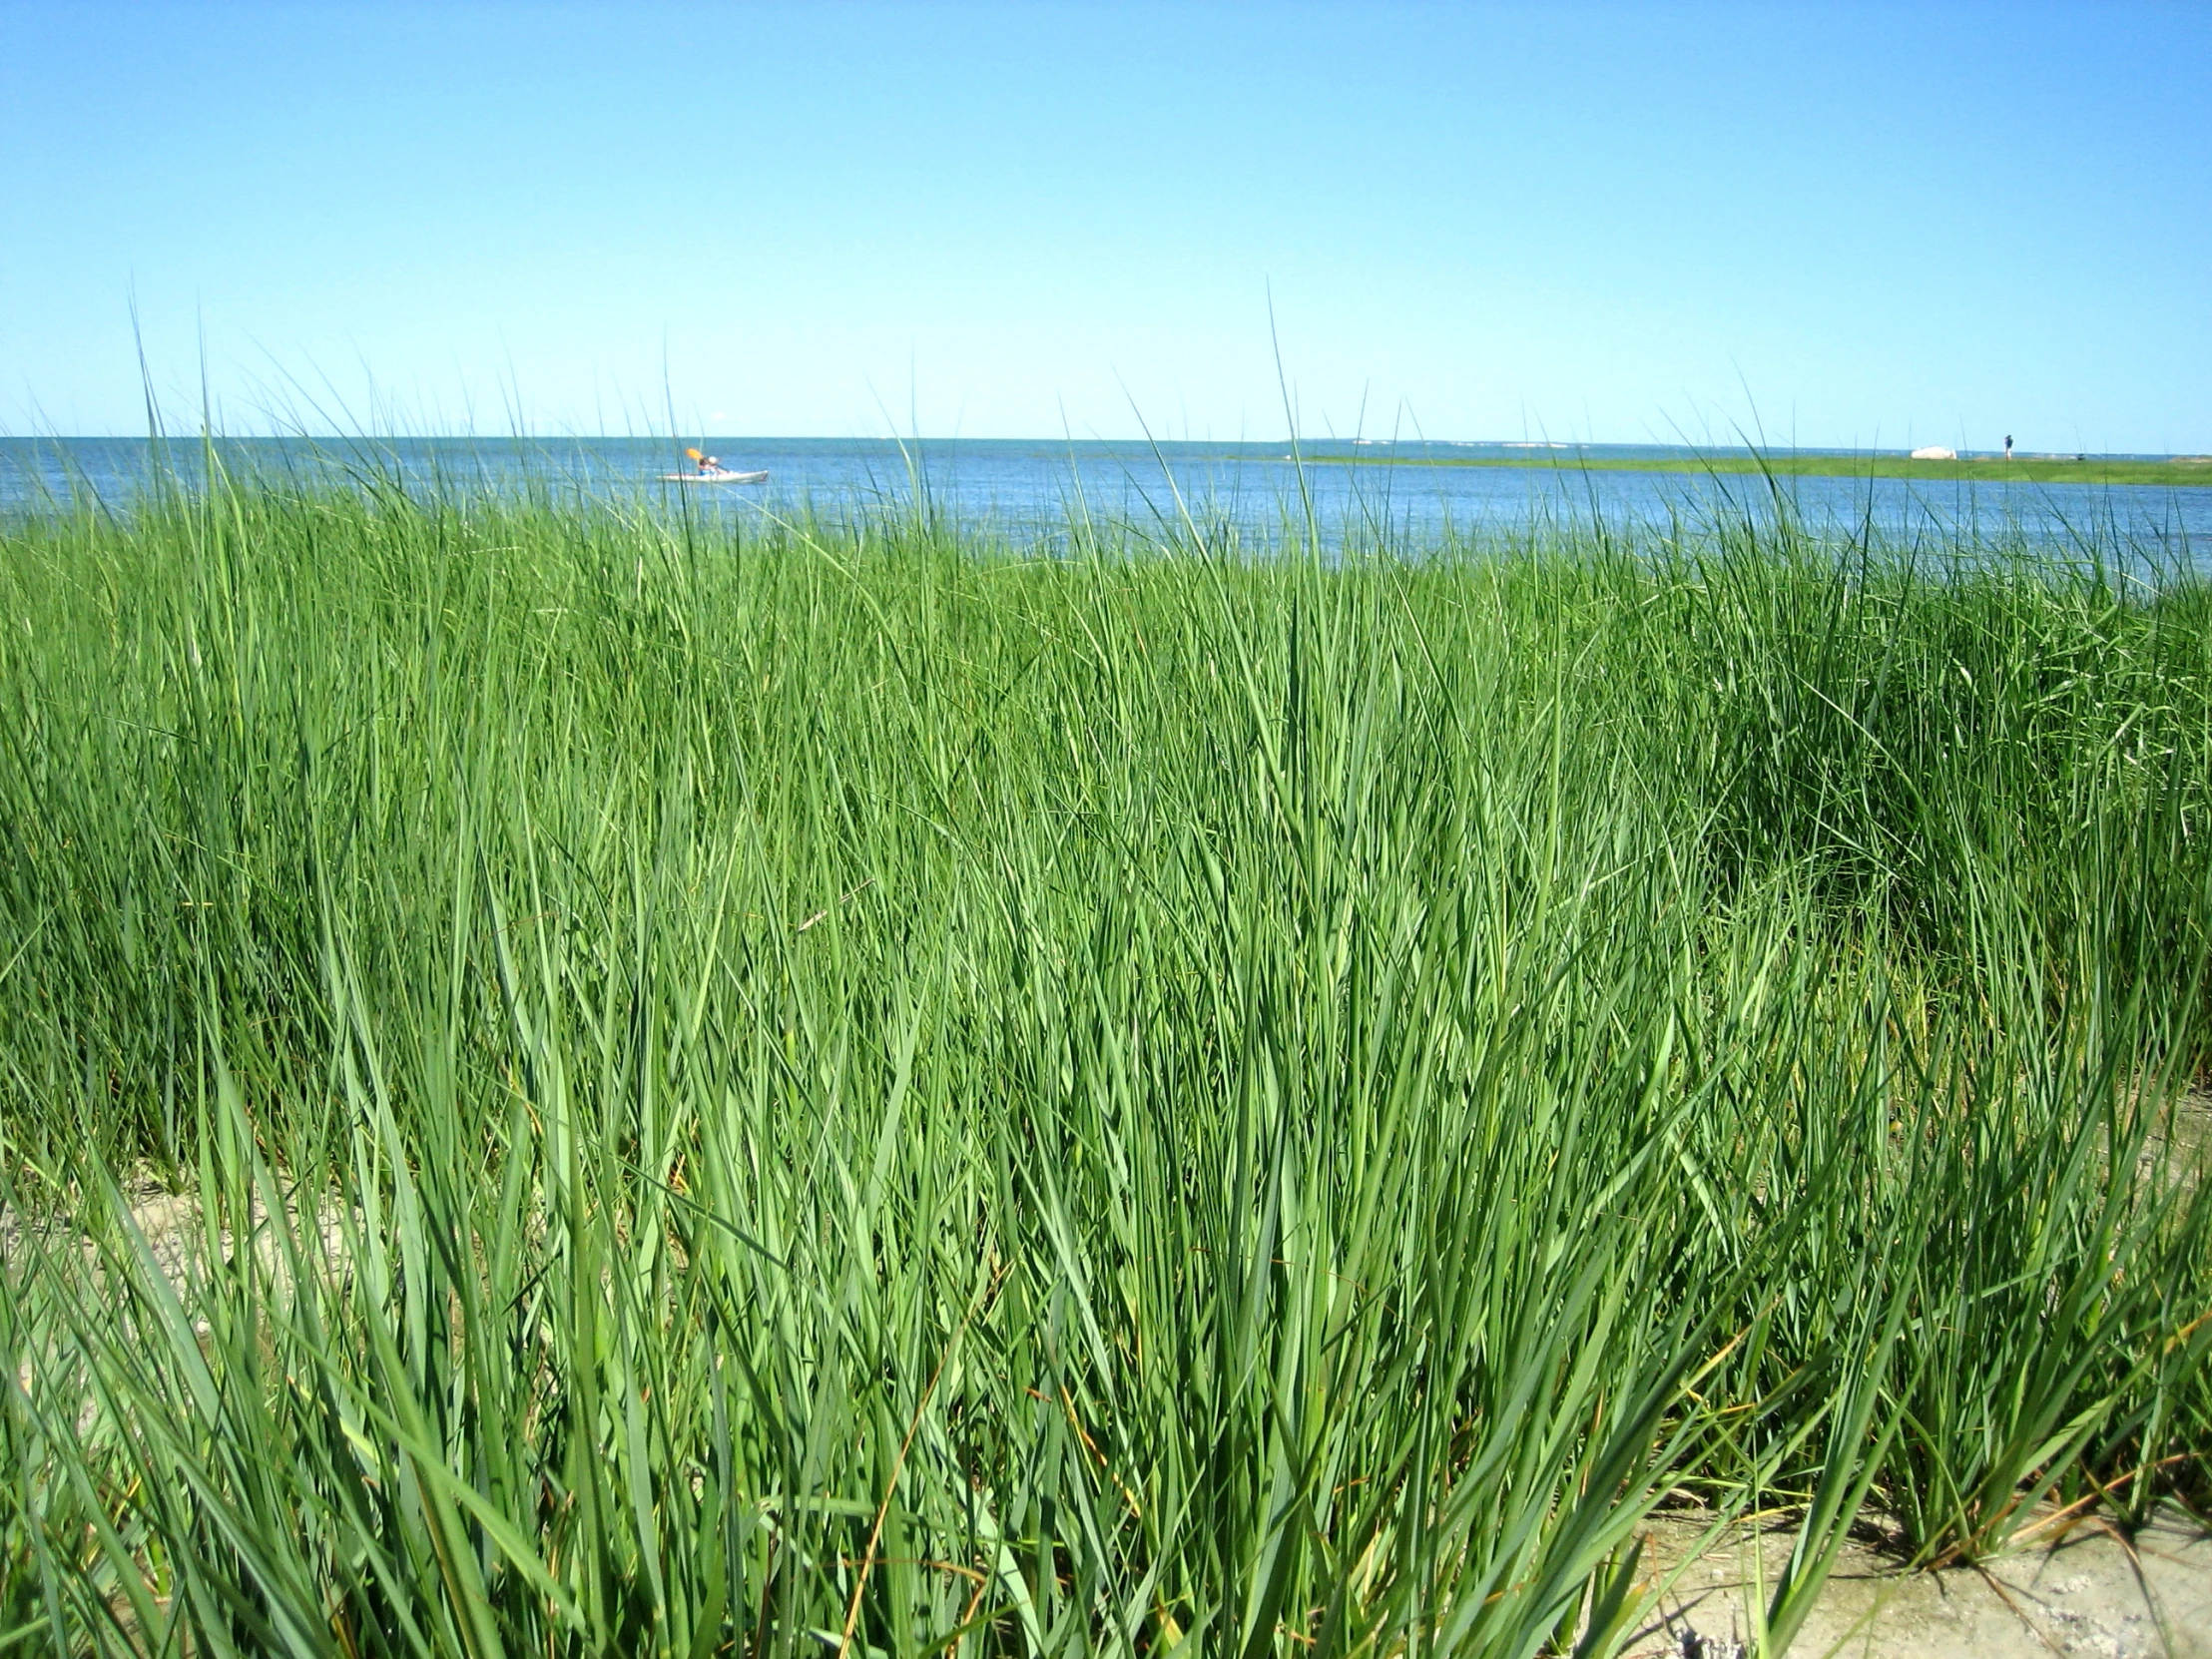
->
3, 0, 2207, 449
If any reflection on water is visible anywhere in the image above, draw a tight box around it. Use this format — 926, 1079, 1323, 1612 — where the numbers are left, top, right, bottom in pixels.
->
4, 436, 2207, 560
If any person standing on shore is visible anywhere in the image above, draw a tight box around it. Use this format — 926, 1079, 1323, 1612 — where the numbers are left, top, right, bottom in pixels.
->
2004, 434, 2014, 459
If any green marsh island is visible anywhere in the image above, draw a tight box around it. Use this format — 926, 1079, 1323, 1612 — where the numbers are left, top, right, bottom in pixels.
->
2, 476, 2209, 1657
1289, 447, 2212, 490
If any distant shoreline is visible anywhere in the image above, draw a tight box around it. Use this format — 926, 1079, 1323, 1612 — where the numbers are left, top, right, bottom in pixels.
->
1269, 451, 2212, 489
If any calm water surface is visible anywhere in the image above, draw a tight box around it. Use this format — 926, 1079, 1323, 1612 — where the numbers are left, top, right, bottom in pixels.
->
5, 437, 2208, 559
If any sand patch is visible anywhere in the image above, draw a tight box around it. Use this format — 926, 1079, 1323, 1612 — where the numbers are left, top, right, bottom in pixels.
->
1630, 1505, 2211, 1658
1, 1175, 349, 1296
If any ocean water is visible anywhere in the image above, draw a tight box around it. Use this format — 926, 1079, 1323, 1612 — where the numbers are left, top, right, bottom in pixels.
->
4, 435, 2208, 559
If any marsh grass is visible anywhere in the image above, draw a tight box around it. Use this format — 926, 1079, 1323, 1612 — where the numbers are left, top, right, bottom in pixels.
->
0, 466, 2208, 1656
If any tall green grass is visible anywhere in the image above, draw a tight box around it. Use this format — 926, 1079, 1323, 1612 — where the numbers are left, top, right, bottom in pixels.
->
0, 471, 2208, 1657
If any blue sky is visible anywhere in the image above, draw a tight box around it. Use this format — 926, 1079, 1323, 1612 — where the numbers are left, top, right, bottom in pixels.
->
3, 1, 2207, 449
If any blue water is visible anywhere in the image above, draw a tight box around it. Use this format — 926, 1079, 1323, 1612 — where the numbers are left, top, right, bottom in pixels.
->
4, 435, 2208, 559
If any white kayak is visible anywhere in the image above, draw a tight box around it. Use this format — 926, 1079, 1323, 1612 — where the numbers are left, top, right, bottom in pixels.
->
660, 469, 769, 484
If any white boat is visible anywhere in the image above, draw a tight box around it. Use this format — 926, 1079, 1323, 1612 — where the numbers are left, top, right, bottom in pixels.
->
660, 468, 769, 484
